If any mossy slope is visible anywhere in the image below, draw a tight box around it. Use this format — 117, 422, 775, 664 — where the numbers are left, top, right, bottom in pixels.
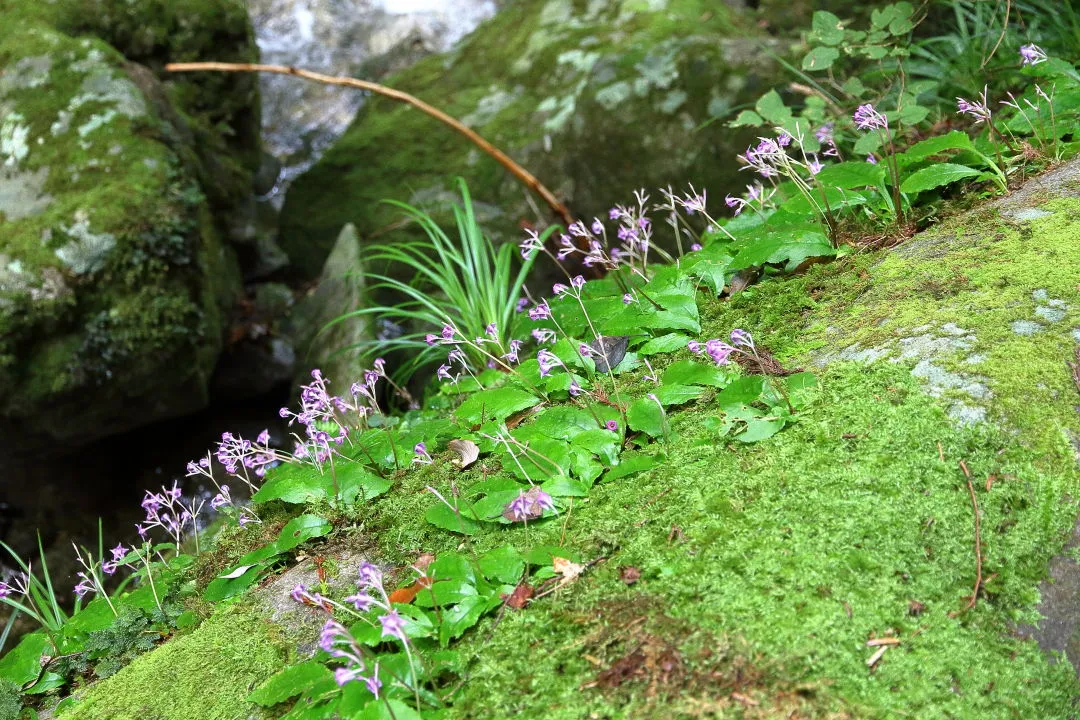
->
62, 173, 1080, 718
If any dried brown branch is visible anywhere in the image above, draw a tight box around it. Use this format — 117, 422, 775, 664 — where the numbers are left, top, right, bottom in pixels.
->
950, 459, 983, 617
165, 61, 573, 227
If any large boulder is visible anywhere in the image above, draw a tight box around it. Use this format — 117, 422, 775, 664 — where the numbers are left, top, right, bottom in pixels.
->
278, 0, 789, 277
0, 0, 261, 452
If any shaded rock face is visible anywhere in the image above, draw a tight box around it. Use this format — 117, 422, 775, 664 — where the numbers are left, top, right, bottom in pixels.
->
278, 0, 788, 277
249, 0, 499, 199
0, 1, 261, 453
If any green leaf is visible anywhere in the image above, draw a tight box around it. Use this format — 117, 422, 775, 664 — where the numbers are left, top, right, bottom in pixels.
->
627, 397, 665, 438
203, 563, 268, 602
252, 465, 333, 505
571, 429, 620, 465
730, 109, 764, 127
439, 595, 488, 646
716, 376, 766, 407
853, 133, 883, 155
662, 360, 729, 388
729, 229, 835, 273
637, 333, 691, 356
248, 662, 335, 706
603, 453, 663, 482
898, 103, 929, 125
358, 698, 424, 720
899, 163, 980, 194
336, 463, 392, 505
810, 10, 845, 45
737, 417, 786, 443
479, 547, 525, 585
541, 476, 590, 498
897, 131, 973, 167
842, 76, 867, 97
802, 46, 839, 71
755, 89, 792, 125
455, 386, 541, 425
862, 45, 889, 60
425, 503, 484, 535
276, 515, 332, 553
24, 671, 63, 695
651, 384, 704, 407
0, 632, 48, 687
814, 162, 886, 190
523, 545, 579, 565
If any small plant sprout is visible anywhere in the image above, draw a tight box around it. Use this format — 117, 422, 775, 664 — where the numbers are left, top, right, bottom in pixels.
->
852, 103, 905, 226
690, 329, 794, 413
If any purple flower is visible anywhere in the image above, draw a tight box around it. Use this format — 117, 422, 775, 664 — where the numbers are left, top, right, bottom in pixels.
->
532, 328, 556, 345
345, 592, 375, 612
413, 443, 433, 465
866, 154, 878, 164
591, 219, 604, 235
578, 343, 593, 358
730, 329, 754, 349
73, 572, 94, 598
537, 349, 564, 378
605, 420, 618, 432
425, 333, 438, 346
0, 583, 12, 600
705, 339, 734, 366
441, 324, 456, 341
807, 154, 823, 176
529, 300, 551, 321
777, 131, 792, 147
571, 275, 585, 290
437, 364, 454, 382
609, 207, 621, 220
688, 341, 702, 354
256, 429, 270, 446
569, 380, 582, 397
553, 283, 569, 297
956, 88, 992, 124
622, 293, 634, 304
1019, 43, 1047, 66
358, 562, 383, 588
485, 323, 498, 338
505, 487, 556, 522
853, 103, 888, 131
814, 122, 835, 146
110, 543, 128, 562
379, 610, 407, 640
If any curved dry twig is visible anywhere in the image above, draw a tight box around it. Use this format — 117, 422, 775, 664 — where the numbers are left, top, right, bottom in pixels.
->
165, 61, 574, 227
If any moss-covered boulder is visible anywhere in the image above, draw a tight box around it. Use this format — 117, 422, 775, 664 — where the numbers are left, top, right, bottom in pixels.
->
0, 1, 260, 451
278, 0, 788, 277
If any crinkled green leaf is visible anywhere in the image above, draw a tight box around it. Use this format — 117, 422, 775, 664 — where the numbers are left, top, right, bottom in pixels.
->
897, 131, 974, 167
814, 161, 886, 190
627, 397, 666, 438
637, 333, 691, 356
0, 633, 48, 687
252, 465, 333, 505
730, 109, 764, 127
652, 383, 704, 406
203, 563, 268, 602
810, 10, 844, 45
425, 502, 485, 535
455, 386, 542, 425
662, 359, 730, 388
276, 514, 332, 553
603, 453, 664, 482
755, 89, 792, 124
803, 46, 839, 70
479, 547, 525, 585
248, 662, 335, 707
900, 163, 980, 194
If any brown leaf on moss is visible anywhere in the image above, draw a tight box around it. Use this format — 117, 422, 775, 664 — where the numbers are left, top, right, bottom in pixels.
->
502, 582, 534, 609
733, 347, 802, 376
619, 566, 642, 585
448, 439, 480, 468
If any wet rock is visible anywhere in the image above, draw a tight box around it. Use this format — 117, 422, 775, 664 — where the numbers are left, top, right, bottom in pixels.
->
284, 224, 372, 386
0, 2, 260, 452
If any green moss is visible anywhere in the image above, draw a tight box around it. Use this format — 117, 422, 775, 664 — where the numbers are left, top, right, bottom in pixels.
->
59, 605, 286, 720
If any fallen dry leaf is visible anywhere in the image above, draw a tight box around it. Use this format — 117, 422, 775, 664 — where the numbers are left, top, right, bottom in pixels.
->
502, 582, 535, 609
447, 439, 480, 469
553, 557, 586, 583
619, 566, 641, 585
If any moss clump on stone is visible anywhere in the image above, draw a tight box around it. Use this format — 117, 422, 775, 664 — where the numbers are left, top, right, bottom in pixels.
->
58, 605, 286, 720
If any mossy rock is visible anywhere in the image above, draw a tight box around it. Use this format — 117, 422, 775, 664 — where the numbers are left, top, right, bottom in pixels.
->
0, 19, 249, 450
278, 0, 789, 277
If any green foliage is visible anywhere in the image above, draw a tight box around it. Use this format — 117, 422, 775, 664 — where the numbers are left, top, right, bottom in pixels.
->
327, 179, 552, 381
0, 678, 21, 720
